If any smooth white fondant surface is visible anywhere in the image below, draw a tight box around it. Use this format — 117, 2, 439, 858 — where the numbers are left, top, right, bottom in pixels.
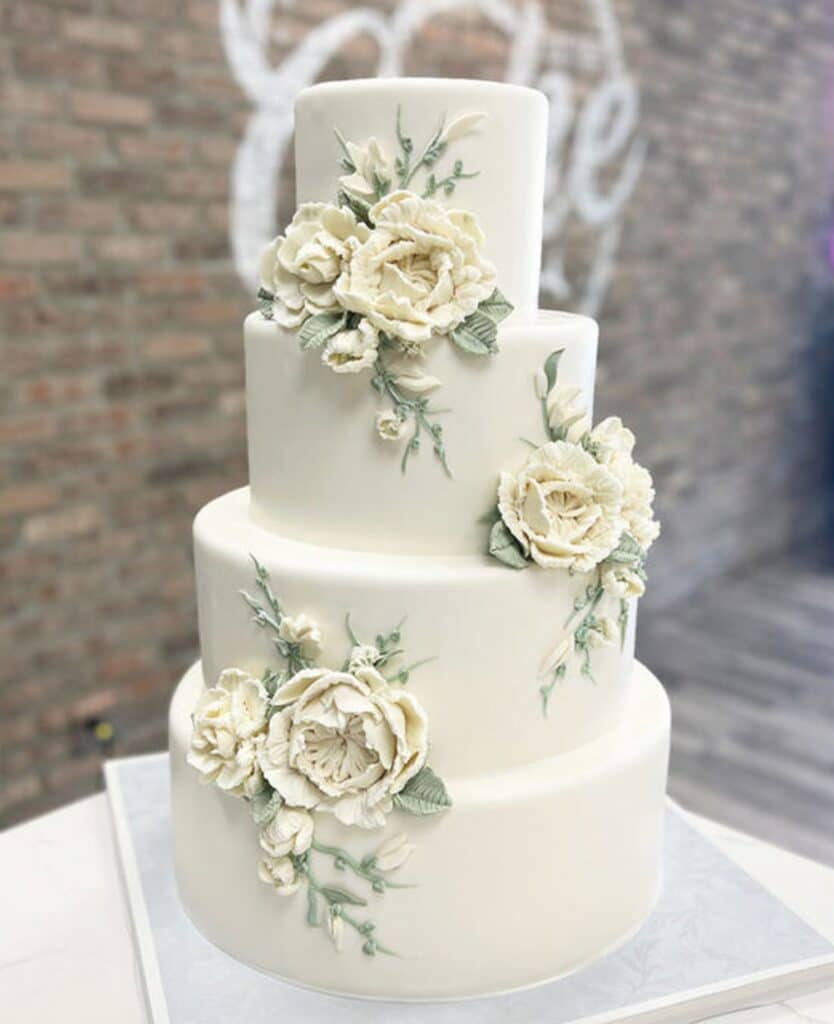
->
246, 310, 598, 555
170, 659, 670, 1000
294, 78, 548, 313
194, 487, 635, 777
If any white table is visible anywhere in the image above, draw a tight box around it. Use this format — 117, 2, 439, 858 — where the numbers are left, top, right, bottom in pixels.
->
1, 793, 834, 1024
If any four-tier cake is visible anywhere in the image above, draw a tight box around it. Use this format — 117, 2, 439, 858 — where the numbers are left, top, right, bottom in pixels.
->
169, 77, 671, 1000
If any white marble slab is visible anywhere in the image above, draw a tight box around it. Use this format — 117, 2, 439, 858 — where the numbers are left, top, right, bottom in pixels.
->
105, 753, 834, 1024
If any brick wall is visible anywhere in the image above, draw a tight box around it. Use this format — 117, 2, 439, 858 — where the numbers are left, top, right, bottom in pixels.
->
1, 1, 832, 825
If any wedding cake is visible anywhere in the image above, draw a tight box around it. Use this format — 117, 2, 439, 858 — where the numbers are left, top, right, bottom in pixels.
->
169, 77, 670, 1001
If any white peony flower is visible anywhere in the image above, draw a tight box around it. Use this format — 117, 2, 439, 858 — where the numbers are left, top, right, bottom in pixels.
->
278, 613, 323, 660
619, 460, 660, 551
348, 643, 381, 672
338, 136, 391, 203
258, 854, 302, 895
547, 385, 590, 442
334, 190, 496, 347
258, 666, 429, 829
375, 409, 406, 441
259, 805, 314, 859
497, 441, 625, 573
259, 203, 369, 328
590, 416, 636, 461
373, 832, 415, 872
590, 418, 659, 552
321, 320, 378, 374
187, 668, 268, 798
602, 564, 646, 599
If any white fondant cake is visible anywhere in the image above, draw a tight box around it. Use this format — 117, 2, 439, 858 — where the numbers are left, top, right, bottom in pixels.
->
170, 76, 670, 1000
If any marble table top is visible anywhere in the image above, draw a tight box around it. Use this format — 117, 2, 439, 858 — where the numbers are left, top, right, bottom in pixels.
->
1, 790, 834, 1024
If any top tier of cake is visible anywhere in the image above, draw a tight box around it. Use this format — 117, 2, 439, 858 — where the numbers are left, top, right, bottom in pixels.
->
295, 78, 548, 313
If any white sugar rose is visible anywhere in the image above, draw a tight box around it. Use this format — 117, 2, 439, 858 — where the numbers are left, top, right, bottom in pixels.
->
338, 136, 391, 203
278, 613, 323, 660
498, 441, 625, 573
260, 203, 369, 328
375, 409, 406, 441
258, 666, 429, 829
334, 190, 497, 347
259, 805, 314, 858
258, 854, 301, 895
187, 668, 268, 798
321, 320, 378, 374
602, 563, 646, 599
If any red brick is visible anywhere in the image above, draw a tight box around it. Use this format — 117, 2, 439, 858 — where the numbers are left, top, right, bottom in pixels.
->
4, 3, 56, 36
117, 133, 192, 165
127, 201, 200, 232
71, 89, 152, 127
0, 413, 57, 444
181, 298, 245, 326
37, 198, 120, 232
0, 196, 24, 227
0, 161, 71, 192
3, 715, 37, 745
165, 167, 227, 198
94, 235, 169, 263
0, 272, 36, 301
108, 57, 177, 94
186, 0, 219, 29
159, 30, 221, 61
22, 121, 110, 161
23, 505, 101, 545
0, 232, 82, 265
62, 15, 143, 53
136, 269, 205, 296
0, 483, 59, 518
0, 775, 43, 817
14, 42, 105, 86
70, 688, 119, 721
0, 81, 60, 118
198, 135, 238, 165
17, 372, 97, 406
142, 333, 212, 361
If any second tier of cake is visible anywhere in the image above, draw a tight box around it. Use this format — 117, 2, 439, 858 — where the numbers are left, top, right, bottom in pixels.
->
195, 487, 637, 776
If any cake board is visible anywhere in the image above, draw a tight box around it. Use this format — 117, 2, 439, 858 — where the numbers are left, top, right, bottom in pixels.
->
105, 754, 834, 1024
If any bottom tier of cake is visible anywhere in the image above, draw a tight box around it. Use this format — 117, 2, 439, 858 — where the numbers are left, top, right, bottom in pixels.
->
169, 660, 670, 1001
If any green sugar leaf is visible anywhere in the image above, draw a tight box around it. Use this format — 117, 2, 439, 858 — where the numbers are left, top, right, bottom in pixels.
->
478, 288, 514, 325
393, 765, 452, 816
320, 885, 368, 907
306, 886, 321, 926
488, 519, 530, 570
449, 310, 498, 356
543, 349, 565, 394
298, 311, 346, 350
250, 786, 283, 827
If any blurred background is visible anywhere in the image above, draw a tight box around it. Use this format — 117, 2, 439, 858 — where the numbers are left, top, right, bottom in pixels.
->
1, 1, 833, 862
